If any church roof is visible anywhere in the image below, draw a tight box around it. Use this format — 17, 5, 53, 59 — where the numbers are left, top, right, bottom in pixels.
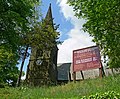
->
45, 3, 54, 27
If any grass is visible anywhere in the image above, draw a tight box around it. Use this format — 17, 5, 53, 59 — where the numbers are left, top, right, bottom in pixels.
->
0, 74, 120, 98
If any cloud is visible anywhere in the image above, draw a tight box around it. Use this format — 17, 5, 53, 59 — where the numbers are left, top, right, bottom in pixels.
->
21, 75, 26, 80
57, 0, 74, 20
57, 0, 95, 63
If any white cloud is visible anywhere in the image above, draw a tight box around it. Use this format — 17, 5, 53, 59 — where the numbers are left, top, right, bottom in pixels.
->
57, 1, 74, 20
21, 75, 26, 80
57, 0, 95, 63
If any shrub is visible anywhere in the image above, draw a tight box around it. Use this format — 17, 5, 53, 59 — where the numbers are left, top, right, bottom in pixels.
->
82, 91, 120, 99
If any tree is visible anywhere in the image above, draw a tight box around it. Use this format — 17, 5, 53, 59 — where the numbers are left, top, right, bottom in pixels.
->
25, 21, 60, 49
0, 0, 41, 86
0, 45, 19, 86
0, 0, 39, 50
68, 0, 120, 68
16, 4, 60, 86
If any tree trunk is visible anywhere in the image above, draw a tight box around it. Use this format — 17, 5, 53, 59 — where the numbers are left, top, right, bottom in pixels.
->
25, 62, 30, 83
16, 46, 29, 87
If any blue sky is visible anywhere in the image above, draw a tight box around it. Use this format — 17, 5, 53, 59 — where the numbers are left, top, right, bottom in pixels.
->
19, 0, 95, 79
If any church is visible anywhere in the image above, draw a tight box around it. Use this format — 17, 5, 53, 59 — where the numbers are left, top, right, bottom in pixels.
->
26, 4, 58, 86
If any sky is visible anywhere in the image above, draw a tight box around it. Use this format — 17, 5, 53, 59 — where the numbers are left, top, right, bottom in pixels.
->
20, 0, 95, 79
41, 0, 95, 63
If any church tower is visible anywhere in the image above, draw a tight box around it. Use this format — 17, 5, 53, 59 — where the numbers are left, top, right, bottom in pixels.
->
26, 4, 58, 86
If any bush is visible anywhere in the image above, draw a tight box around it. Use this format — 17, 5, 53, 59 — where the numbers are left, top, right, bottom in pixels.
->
0, 83, 5, 88
82, 91, 120, 99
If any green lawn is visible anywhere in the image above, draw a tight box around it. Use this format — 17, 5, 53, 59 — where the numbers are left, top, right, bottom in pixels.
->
0, 75, 120, 99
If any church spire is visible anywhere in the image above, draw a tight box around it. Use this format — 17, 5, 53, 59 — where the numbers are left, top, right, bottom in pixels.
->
45, 3, 54, 27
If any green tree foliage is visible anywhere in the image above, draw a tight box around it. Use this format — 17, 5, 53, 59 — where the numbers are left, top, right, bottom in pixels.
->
0, 46, 19, 86
0, 0, 39, 50
0, 0, 40, 86
68, 0, 120, 68
25, 20, 60, 50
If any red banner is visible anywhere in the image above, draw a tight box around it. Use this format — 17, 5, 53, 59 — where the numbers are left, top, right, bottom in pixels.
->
73, 46, 101, 72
